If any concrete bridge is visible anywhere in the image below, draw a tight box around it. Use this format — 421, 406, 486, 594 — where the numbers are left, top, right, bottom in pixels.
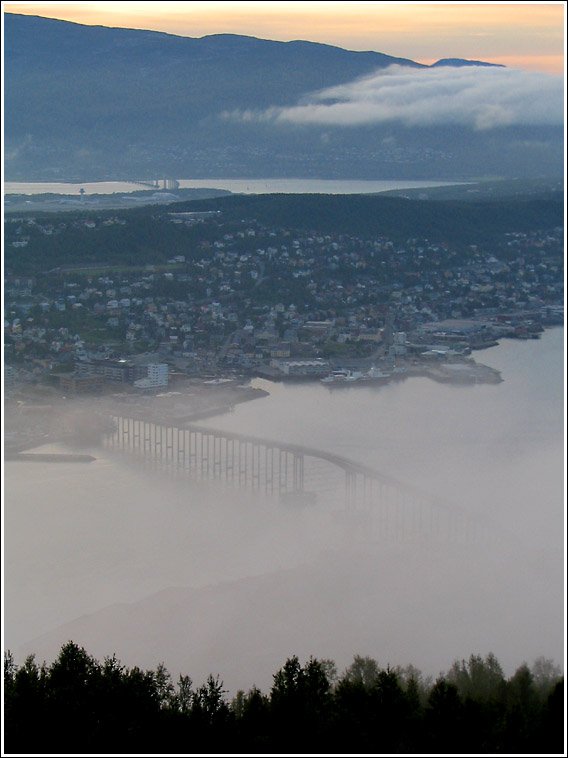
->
103, 415, 493, 546
131, 179, 180, 189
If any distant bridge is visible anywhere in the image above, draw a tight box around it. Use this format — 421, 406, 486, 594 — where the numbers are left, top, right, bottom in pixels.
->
130, 180, 159, 188
130, 179, 180, 190
103, 415, 495, 546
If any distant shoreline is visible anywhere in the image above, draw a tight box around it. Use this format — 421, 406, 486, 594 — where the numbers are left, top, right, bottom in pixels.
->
4, 178, 469, 197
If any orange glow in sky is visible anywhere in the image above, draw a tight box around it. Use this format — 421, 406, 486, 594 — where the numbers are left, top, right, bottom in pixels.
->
4, 2, 565, 73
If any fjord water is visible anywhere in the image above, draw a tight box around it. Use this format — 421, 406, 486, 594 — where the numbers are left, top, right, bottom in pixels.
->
204, 327, 565, 532
4, 178, 464, 196
4, 328, 564, 691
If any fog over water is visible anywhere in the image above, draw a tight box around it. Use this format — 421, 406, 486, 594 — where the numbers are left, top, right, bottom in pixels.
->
4, 328, 564, 693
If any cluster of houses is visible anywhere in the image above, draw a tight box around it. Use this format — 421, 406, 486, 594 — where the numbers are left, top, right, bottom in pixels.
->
4, 211, 563, 392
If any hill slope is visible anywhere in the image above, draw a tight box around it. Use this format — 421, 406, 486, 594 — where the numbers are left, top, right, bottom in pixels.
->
4, 14, 562, 181
5, 192, 563, 274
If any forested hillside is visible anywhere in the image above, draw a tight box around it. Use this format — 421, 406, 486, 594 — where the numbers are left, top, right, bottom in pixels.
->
5, 13, 561, 180
5, 193, 563, 275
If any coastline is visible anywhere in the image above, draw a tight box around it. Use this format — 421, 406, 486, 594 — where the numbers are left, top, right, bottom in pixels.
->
252, 319, 563, 392
4, 326, 562, 453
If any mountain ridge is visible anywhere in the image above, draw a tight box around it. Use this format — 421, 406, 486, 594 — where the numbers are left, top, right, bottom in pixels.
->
431, 57, 505, 68
5, 13, 506, 70
4, 13, 561, 182
4, 13, 423, 66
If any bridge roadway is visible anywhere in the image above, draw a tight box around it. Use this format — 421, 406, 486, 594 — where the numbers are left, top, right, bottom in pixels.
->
103, 414, 494, 546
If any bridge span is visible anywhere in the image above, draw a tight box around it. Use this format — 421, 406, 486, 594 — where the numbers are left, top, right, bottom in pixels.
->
103, 415, 494, 546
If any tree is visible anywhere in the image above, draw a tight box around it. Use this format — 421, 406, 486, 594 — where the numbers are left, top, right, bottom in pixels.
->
319, 658, 338, 688
233, 687, 271, 750
153, 661, 175, 708
342, 654, 380, 690
270, 656, 333, 750
5, 654, 49, 753
173, 673, 194, 715
530, 656, 562, 699
271, 654, 303, 703
396, 662, 432, 706
192, 674, 228, 724
426, 678, 464, 752
4, 650, 16, 694
501, 664, 540, 753
538, 679, 564, 754
447, 652, 505, 702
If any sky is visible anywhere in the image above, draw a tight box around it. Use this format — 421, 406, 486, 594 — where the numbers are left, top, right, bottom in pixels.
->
3, 1, 566, 74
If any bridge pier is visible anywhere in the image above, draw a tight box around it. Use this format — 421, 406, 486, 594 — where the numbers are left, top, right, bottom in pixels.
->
292, 453, 304, 492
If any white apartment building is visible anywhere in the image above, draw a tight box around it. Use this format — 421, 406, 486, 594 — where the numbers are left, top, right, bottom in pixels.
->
134, 363, 169, 389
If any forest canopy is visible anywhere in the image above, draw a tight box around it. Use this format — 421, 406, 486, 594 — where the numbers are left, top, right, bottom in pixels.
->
3, 642, 564, 754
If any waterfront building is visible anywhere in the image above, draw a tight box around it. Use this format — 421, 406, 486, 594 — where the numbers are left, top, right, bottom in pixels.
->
134, 363, 169, 389
77, 358, 146, 383
58, 373, 106, 394
273, 359, 330, 377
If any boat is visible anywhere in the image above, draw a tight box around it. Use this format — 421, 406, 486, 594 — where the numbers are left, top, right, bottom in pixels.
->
365, 365, 393, 381
321, 369, 351, 384
345, 370, 365, 382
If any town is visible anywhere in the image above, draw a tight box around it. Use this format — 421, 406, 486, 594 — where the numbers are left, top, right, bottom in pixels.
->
4, 202, 564, 408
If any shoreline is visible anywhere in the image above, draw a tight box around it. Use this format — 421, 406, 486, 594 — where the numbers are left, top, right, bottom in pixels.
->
4, 327, 562, 451
250, 323, 563, 393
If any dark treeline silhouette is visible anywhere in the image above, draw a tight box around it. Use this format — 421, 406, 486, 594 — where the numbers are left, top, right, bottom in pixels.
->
4, 642, 564, 754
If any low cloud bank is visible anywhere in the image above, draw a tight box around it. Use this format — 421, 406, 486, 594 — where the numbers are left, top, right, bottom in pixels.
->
226, 65, 563, 130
